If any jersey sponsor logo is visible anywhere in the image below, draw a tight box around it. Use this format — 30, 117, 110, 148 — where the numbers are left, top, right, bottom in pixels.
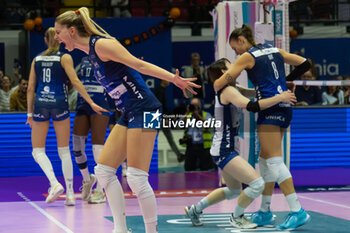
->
251, 47, 279, 57
84, 85, 104, 93
33, 113, 45, 119
36, 56, 60, 62
43, 86, 50, 93
123, 76, 144, 99
109, 83, 127, 99
265, 115, 285, 122
56, 110, 68, 118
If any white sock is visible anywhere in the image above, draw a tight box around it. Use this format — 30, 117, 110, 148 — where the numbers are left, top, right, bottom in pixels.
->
93, 144, 104, 191
260, 195, 272, 212
286, 193, 301, 212
234, 204, 245, 218
58, 147, 74, 193
195, 198, 209, 213
81, 168, 90, 182
127, 167, 157, 233
32, 148, 59, 187
95, 164, 127, 232
139, 195, 158, 233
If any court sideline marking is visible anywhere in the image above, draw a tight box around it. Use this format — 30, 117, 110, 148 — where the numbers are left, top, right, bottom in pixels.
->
17, 192, 74, 233
298, 194, 350, 209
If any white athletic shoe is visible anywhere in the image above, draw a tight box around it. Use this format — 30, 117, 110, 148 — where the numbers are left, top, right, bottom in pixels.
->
230, 214, 258, 229
81, 174, 96, 201
185, 205, 203, 226
46, 183, 64, 204
64, 192, 75, 206
88, 189, 106, 204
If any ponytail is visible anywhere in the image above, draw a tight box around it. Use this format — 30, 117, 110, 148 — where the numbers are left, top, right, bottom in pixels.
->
229, 24, 257, 46
42, 27, 60, 56
56, 7, 115, 40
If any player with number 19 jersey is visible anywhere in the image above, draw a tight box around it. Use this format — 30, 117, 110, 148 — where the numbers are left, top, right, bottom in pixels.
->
33, 51, 70, 121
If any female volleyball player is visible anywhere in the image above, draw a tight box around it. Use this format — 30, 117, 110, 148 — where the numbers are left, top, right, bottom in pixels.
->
26, 28, 107, 206
55, 7, 200, 233
185, 58, 297, 229
213, 24, 311, 230
72, 56, 111, 204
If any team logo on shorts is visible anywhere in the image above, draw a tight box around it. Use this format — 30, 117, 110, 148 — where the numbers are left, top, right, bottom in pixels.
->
143, 109, 161, 129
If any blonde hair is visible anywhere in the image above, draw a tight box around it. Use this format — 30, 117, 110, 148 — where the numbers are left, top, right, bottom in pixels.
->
42, 27, 60, 56
229, 24, 257, 46
55, 7, 115, 40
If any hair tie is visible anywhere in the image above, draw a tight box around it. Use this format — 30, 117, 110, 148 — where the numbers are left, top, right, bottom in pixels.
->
75, 10, 80, 15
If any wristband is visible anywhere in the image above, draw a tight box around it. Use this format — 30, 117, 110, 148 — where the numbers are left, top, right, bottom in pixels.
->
27, 113, 33, 117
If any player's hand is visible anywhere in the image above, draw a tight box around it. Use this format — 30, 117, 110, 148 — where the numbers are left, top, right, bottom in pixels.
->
26, 117, 33, 128
280, 90, 297, 105
90, 102, 109, 115
286, 81, 296, 93
172, 69, 201, 98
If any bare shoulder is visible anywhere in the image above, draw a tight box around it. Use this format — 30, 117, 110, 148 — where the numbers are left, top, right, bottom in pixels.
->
237, 52, 255, 69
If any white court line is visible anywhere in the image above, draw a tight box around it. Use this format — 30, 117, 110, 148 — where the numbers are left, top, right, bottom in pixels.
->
298, 194, 350, 209
17, 192, 74, 233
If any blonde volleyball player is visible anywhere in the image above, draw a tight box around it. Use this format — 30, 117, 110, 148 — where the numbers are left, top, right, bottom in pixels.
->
185, 58, 297, 229
54, 7, 200, 233
26, 28, 107, 206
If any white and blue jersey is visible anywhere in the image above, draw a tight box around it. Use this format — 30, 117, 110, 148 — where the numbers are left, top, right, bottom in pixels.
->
210, 87, 242, 169
247, 44, 292, 128
76, 56, 110, 116
33, 51, 70, 121
88, 36, 161, 128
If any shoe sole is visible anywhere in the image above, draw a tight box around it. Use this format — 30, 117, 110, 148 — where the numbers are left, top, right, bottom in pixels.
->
277, 214, 311, 231
184, 206, 203, 227
46, 186, 64, 204
64, 200, 76, 206
230, 220, 258, 229
88, 199, 106, 204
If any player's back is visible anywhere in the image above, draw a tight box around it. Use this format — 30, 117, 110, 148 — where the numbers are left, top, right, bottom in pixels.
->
246, 44, 287, 100
34, 51, 69, 108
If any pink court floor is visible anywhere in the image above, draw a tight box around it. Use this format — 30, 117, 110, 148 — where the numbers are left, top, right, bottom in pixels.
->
1, 172, 350, 233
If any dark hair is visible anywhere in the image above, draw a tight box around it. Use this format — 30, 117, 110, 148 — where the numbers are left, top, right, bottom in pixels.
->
207, 58, 230, 83
229, 24, 256, 46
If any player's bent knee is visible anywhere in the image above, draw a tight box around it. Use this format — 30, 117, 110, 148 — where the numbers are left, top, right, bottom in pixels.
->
276, 164, 292, 185
94, 164, 117, 189
126, 167, 154, 200
266, 157, 291, 185
244, 177, 265, 199
223, 187, 241, 200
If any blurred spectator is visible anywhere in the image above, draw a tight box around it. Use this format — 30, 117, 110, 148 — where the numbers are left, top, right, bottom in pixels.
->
343, 75, 350, 104
181, 52, 207, 99
0, 75, 17, 111
180, 98, 216, 171
13, 58, 23, 82
110, 0, 131, 17
295, 61, 322, 106
322, 86, 344, 105
10, 77, 28, 111
154, 80, 185, 162
0, 70, 4, 80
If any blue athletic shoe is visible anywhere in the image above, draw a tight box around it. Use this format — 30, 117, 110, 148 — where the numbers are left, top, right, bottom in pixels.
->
250, 210, 275, 226
276, 208, 311, 230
